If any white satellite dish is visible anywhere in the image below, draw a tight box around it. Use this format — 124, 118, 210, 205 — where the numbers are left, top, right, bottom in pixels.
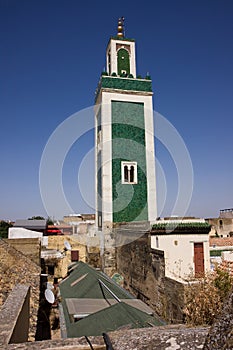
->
45, 289, 55, 304
64, 240, 71, 251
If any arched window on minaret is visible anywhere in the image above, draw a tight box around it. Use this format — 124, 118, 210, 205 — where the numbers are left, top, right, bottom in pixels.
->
130, 165, 134, 183
117, 48, 130, 76
124, 165, 129, 182
121, 162, 137, 184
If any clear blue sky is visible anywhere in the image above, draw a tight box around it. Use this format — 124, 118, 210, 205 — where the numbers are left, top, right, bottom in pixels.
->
0, 0, 232, 221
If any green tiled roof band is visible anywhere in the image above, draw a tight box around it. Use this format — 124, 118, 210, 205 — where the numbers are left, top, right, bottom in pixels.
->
100, 76, 152, 92
152, 222, 211, 232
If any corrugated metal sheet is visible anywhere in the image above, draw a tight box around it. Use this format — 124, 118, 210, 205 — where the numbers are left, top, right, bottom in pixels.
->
65, 302, 164, 338
66, 298, 153, 316
59, 261, 165, 338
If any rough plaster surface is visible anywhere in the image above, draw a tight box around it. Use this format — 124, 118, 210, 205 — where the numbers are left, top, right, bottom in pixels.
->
4, 325, 208, 350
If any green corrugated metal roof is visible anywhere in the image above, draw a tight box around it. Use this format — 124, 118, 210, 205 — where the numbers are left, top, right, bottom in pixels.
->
59, 262, 165, 338
59, 261, 133, 300
66, 301, 164, 338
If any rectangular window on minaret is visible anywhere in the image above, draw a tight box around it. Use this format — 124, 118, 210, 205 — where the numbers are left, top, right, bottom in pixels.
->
121, 161, 137, 184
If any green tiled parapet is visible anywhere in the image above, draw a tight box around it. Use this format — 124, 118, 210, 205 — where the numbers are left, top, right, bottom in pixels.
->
95, 76, 152, 101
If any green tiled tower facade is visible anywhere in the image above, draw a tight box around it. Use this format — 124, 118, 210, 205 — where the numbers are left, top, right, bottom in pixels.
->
95, 19, 157, 241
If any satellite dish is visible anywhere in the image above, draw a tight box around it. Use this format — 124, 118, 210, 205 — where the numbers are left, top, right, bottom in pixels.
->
45, 289, 55, 304
64, 240, 71, 251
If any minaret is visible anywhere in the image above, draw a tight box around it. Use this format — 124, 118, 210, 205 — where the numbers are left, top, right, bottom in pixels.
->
95, 18, 157, 274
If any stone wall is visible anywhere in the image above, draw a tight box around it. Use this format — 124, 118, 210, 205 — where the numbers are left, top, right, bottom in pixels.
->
86, 246, 101, 268
116, 232, 186, 323
43, 235, 87, 278
5, 325, 208, 350
0, 285, 30, 346
207, 218, 233, 237
7, 238, 41, 266
0, 239, 41, 340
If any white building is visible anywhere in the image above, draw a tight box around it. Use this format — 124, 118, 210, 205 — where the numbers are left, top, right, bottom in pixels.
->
151, 218, 211, 279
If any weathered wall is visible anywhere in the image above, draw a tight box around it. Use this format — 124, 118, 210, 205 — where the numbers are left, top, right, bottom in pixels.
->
86, 246, 101, 268
116, 232, 186, 323
7, 238, 41, 266
207, 218, 233, 237
0, 239, 40, 340
0, 285, 30, 346
210, 237, 233, 247
45, 235, 87, 278
5, 325, 209, 350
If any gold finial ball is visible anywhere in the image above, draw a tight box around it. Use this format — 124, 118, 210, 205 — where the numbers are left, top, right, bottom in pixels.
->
117, 17, 124, 37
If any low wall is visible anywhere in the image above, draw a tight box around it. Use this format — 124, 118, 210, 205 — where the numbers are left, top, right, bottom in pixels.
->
0, 239, 41, 340
7, 238, 41, 266
0, 285, 30, 346
5, 325, 208, 350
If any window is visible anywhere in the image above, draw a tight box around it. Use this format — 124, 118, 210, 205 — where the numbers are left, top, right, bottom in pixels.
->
121, 162, 137, 184
98, 215, 102, 228
108, 51, 111, 73
156, 236, 159, 248
97, 130, 102, 145
117, 48, 130, 75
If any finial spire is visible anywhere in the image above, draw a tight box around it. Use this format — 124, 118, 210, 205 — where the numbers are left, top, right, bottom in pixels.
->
117, 17, 125, 38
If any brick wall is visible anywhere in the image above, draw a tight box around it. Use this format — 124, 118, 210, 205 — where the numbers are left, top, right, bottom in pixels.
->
210, 237, 233, 247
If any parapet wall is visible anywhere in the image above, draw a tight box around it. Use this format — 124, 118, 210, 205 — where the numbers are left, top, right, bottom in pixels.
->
0, 285, 30, 347
7, 238, 41, 266
5, 325, 208, 350
0, 239, 41, 340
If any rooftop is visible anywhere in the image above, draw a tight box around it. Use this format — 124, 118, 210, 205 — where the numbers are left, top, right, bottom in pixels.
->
59, 261, 165, 337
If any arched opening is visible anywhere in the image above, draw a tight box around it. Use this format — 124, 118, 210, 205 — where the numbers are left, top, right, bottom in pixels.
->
117, 48, 130, 76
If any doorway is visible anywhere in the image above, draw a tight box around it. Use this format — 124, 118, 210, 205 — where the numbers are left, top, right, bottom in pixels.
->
194, 242, 204, 277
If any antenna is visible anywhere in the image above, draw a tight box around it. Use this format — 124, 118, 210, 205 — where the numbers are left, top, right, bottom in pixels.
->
45, 288, 55, 304
64, 240, 71, 251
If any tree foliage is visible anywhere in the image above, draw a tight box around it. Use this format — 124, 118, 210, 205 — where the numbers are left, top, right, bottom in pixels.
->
0, 220, 13, 238
28, 216, 45, 220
